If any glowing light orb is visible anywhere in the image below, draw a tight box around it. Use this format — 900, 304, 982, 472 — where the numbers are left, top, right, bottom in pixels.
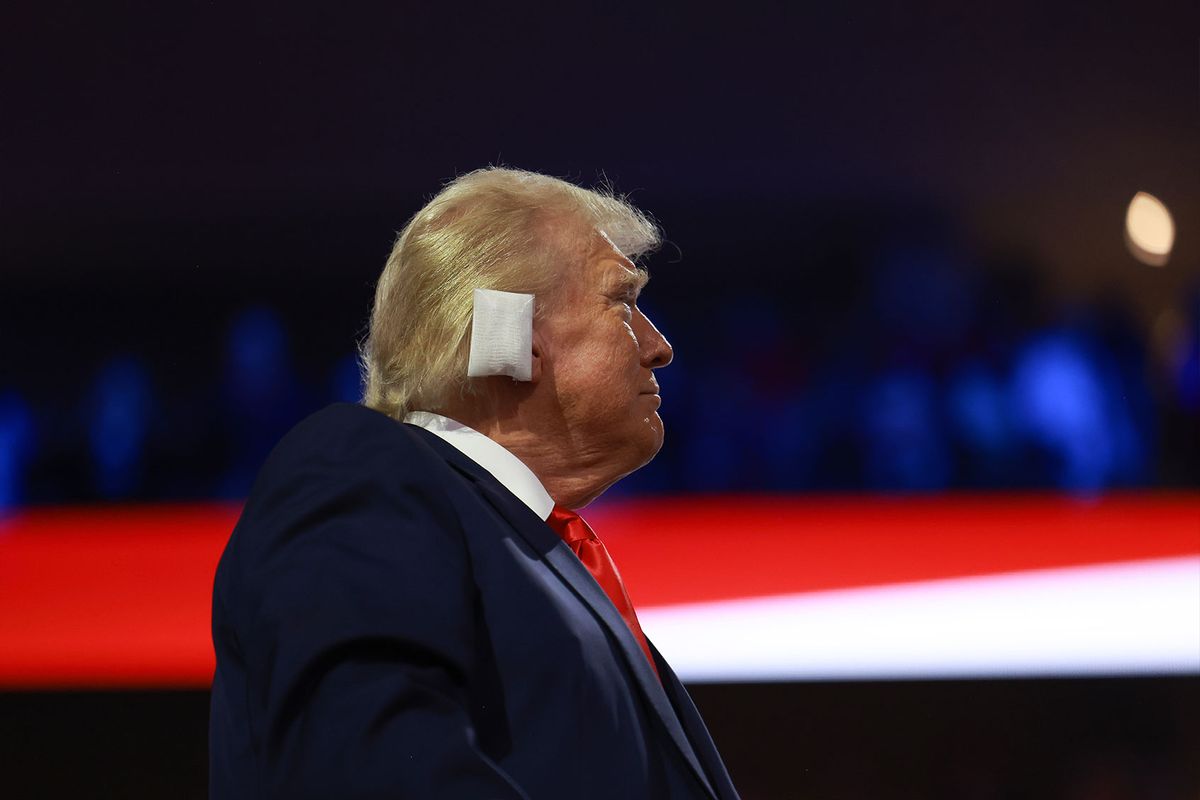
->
1125, 191, 1175, 266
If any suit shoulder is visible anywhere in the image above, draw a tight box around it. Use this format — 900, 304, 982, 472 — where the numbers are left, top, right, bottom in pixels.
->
219, 404, 467, 592
260, 403, 442, 482
274, 402, 411, 451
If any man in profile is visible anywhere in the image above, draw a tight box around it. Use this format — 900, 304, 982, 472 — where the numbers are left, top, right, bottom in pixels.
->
209, 168, 740, 799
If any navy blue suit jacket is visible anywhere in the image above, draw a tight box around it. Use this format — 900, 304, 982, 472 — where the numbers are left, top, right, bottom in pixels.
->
210, 403, 739, 799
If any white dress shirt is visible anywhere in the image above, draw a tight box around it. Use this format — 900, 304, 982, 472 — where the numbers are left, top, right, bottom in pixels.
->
403, 411, 555, 522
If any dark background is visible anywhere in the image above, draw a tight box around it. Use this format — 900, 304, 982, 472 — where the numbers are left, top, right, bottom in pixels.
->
4, 0, 1198, 506
2, 1, 1198, 797
6, 679, 1199, 799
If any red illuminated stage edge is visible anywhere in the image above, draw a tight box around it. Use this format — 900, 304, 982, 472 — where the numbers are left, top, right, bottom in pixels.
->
0, 494, 1197, 689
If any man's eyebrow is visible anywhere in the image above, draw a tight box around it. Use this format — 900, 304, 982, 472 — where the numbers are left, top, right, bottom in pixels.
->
628, 268, 648, 293
610, 266, 650, 293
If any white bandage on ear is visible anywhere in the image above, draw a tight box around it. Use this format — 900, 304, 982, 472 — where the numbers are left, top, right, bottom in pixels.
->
467, 288, 534, 382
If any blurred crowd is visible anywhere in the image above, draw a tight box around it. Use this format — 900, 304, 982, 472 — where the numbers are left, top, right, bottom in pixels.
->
2, 232, 1197, 511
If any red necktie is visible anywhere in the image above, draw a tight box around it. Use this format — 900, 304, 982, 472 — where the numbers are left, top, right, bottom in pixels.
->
545, 505, 660, 681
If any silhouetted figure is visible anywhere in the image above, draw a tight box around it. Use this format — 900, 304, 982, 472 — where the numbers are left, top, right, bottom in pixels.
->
0, 390, 34, 510
218, 307, 311, 498
85, 356, 154, 500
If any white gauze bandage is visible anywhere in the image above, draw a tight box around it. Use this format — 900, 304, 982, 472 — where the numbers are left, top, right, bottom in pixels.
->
467, 288, 534, 382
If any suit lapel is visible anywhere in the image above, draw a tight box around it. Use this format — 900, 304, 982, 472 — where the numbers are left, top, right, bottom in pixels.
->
650, 642, 741, 800
408, 426, 719, 800
478, 481, 719, 800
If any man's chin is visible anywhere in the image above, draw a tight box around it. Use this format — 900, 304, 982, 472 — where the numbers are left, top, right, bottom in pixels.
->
598, 414, 665, 481
637, 414, 666, 462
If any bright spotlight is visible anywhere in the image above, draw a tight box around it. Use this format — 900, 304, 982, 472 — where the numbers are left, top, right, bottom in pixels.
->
1125, 191, 1175, 266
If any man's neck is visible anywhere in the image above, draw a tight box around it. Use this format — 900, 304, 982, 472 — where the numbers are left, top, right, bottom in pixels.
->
468, 417, 620, 509
434, 398, 619, 509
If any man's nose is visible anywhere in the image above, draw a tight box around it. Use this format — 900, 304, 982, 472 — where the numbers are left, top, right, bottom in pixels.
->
637, 308, 673, 369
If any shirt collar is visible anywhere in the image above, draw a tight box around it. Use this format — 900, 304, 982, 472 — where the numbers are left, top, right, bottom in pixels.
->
403, 411, 555, 522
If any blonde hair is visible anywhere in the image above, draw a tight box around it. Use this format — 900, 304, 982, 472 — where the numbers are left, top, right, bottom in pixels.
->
360, 167, 661, 418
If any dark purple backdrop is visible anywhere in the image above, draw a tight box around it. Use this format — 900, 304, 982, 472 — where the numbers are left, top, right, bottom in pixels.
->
2, 3, 1197, 798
